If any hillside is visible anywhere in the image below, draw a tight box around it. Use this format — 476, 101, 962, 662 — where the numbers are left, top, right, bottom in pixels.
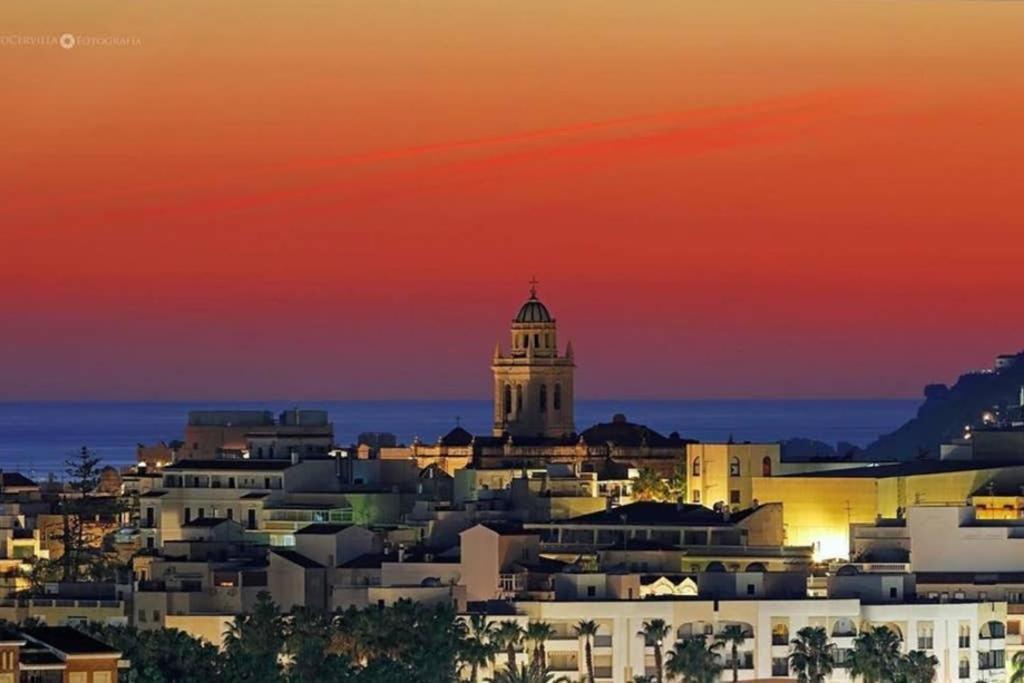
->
865, 353, 1024, 459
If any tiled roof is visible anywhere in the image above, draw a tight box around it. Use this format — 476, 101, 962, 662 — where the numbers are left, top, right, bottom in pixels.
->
21, 627, 120, 656
271, 549, 324, 569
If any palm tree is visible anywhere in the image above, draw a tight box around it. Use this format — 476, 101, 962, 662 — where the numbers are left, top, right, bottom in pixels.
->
716, 624, 749, 683
665, 635, 722, 683
638, 619, 672, 683
461, 615, 499, 682
487, 663, 571, 683
789, 626, 836, 683
494, 621, 525, 673
574, 620, 599, 683
848, 626, 903, 683
525, 621, 555, 673
898, 651, 938, 683
1012, 650, 1024, 683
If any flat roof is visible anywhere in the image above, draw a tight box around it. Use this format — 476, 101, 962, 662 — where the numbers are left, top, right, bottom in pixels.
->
780, 460, 1019, 479
164, 460, 293, 472
21, 627, 120, 656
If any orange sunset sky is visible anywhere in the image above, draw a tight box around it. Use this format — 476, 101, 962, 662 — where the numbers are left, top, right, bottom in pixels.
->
2, 1, 1024, 400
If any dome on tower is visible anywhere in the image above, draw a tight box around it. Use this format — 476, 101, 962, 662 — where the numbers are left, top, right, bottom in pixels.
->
515, 295, 552, 323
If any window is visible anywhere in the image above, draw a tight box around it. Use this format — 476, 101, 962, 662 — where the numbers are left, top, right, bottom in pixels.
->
730, 490, 741, 505
144, 507, 155, 527
554, 384, 562, 410
762, 456, 772, 477
227, 508, 234, 520
978, 650, 1005, 670
504, 385, 512, 416
515, 385, 523, 414
692, 457, 701, 477
772, 658, 789, 677
247, 508, 257, 530
1008, 621, 1020, 636
146, 537, 154, 549
198, 508, 205, 519
958, 656, 970, 679
771, 621, 789, 646
534, 333, 540, 347
184, 507, 192, 523
889, 587, 898, 599
586, 585, 596, 597
539, 384, 547, 413
692, 490, 701, 504
959, 623, 971, 649
730, 456, 741, 476
746, 584, 755, 596
138, 609, 146, 623
152, 609, 161, 621
917, 622, 934, 650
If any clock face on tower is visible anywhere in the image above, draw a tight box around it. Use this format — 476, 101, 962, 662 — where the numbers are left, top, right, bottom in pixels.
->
491, 284, 575, 439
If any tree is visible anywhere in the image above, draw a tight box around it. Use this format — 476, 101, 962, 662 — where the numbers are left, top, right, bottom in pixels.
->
524, 621, 554, 673
897, 651, 938, 683
461, 615, 499, 683
223, 591, 285, 682
716, 624, 749, 683
1011, 650, 1024, 683
493, 621, 525, 673
487, 664, 570, 683
788, 626, 835, 683
638, 619, 672, 683
574, 620, 599, 683
848, 626, 903, 683
285, 606, 353, 683
632, 468, 670, 502
57, 447, 125, 581
79, 622, 222, 683
665, 635, 722, 683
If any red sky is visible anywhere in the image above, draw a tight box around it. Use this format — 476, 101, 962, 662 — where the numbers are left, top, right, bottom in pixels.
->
3, 1, 1024, 400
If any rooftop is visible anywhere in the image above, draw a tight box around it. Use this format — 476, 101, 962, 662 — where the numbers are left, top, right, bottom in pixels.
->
538, 502, 756, 527
294, 523, 352, 536
780, 460, 1019, 479
164, 459, 293, 472
271, 549, 324, 569
22, 627, 120, 656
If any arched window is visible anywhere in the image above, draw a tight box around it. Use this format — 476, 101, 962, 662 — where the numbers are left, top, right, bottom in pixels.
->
692, 457, 701, 477
730, 456, 741, 477
539, 384, 548, 413
515, 385, 523, 414
762, 456, 772, 477
534, 333, 540, 348
503, 385, 512, 416
523, 335, 529, 348
554, 384, 562, 410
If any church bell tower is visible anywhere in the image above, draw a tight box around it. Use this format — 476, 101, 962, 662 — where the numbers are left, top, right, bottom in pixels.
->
492, 281, 575, 438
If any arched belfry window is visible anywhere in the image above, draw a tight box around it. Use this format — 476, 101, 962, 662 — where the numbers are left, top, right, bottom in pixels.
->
692, 457, 701, 477
554, 384, 562, 410
523, 335, 529, 348
515, 385, 523, 414
539, 384, 548, 413
762, 456, 772, 477
503, 385, 512, 416
730, 456, 741, 477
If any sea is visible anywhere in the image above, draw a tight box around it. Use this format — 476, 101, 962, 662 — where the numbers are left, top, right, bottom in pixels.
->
0, 399, 918, 479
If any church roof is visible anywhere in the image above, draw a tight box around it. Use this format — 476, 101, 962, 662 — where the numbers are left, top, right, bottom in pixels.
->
515, 295, 552, 323
440, 425, 474, 447
579, 414, 690, 448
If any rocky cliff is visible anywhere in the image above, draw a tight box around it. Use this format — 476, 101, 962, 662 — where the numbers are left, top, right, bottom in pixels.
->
865, 352, 1024, 459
